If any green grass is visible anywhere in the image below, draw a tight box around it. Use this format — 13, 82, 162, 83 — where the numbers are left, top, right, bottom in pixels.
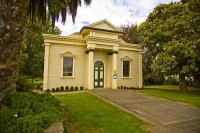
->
55, 93, 148, 133
135, 85, 200, 108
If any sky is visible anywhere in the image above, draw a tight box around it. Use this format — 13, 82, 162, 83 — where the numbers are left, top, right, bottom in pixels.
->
55, 0, 180, 36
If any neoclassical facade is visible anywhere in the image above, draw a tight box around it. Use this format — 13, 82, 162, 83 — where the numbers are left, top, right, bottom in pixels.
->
43, 19, 143, 90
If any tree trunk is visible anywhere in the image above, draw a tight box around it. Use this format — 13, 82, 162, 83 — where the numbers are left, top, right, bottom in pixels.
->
179, 73, 187, 92
194, 74, 200, 88
0, 0, 29, 105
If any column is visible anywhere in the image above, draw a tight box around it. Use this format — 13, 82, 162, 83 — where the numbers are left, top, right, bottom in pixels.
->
87, 50, 94, 89
139, 52, 143, 88
112, 52, 118, 89
43, 43, 50, 90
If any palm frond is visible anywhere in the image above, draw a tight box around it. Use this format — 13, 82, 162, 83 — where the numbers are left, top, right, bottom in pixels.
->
28, 0, 92, 27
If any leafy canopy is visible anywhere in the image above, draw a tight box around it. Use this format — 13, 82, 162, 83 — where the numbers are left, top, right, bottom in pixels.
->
138, 2, 199, 76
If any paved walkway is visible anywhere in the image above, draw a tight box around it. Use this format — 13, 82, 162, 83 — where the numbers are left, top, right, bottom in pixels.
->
90, 89, 200, 133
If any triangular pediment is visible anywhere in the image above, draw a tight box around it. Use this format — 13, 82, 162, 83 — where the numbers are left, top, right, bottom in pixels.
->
121, 56, 132, 61
60, 51, 75, 57
87, 19, 120, 31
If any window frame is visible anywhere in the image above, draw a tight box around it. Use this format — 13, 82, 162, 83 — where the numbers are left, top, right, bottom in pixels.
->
60, 51, 75, 78
121, 56, 132, 78
62, 57, 74, 77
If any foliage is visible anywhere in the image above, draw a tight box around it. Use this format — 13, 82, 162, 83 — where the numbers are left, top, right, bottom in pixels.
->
138, 1, 200, 92
0, 92, 65, 133
70, 86, 74, 91
119, 23, 140, 44
0, 0, 92, 104
65, 86, 69, 91
19, 19, 61, 82
16, 75, 34, 92
60, 86, 64, 91
80, 86, 83, 90
56, 87, 60, 92
55, 93, 147, 133
46, 89, 50, 92
165, 77, 179, 85
75, 86, 78, 91
52, 88, 56, 92
144, 73, 165, 85
27, 0, 92, 27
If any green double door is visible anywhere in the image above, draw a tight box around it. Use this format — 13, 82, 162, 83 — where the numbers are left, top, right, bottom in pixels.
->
94, 61, 104, 88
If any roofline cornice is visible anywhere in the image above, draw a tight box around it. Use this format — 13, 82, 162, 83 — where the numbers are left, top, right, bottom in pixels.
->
80, 26, 124, 34
43, 34, 85, 43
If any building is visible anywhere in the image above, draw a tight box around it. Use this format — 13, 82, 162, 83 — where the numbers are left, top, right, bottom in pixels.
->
43, 19, 143, 90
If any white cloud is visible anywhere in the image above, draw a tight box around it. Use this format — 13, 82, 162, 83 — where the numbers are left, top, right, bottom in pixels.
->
55, 0, 180, 35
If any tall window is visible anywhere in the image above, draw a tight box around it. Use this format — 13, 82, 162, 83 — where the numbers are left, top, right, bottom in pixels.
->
123, 61, 130, 77
63, 57, 73, 76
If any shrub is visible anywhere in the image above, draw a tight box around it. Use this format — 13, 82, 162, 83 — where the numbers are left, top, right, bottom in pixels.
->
75, 86, 78, 91
118, 87, 120, 89
124, 86, 127, 89
133, 87, 135, 90
80, 86, 84, 90
16, 75, 33, 92
65, 86, 69, 91
165, 76, 179, 85
52, 88, 55, 92
60, 86, 64, 91
121, 86, 123, 89
0, 92, 65, 133
70, 86, 74, 91
127, 87, 129, 90
56, 87, 59, 92
46, 89, 50, 92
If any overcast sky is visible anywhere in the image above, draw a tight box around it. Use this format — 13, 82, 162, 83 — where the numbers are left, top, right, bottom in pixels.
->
55, 0, 180, 35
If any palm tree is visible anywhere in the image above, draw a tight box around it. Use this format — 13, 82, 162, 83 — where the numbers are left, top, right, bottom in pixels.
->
0, 0, 92, 104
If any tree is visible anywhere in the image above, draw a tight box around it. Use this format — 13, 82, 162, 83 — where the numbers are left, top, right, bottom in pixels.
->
138, 2, 200, 92
0, 0, 92, 104
119, 23, 140, 44
19, 20, 61, 82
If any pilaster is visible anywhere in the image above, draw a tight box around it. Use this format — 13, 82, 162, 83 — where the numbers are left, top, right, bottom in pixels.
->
87, 50, 94, 89
139, 52, 143, 88
43, 43, 50, 90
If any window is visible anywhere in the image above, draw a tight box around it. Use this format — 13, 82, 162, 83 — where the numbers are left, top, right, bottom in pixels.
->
63, 57, 73, 76
123, 61, 130, 77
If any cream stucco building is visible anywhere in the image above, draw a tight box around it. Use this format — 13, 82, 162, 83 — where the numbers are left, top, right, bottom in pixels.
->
43, 19, 143, 90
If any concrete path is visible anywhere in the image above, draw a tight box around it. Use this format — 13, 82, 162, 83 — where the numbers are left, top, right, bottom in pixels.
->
90, 89, 200, 133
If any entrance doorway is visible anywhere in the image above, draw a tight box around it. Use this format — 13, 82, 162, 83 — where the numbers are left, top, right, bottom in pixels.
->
94, 61, 104, 88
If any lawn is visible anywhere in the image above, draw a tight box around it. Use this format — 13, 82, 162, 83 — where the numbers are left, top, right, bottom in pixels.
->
135, 85, 200, 108
55, 93, 148, 133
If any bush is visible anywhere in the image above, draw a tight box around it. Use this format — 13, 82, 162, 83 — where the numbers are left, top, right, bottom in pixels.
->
75, 86, 78, 91
60, 86, 64, 91
124, 86, 127, 89
16, 75, 33, 92
165, 76, 179, 85
65, 86, 69, 91
118, 87, 120, 89
46, 89, 50, 92
80, 86, 84, 90
56, 87, 59, 92
121, 86, 123, 89
0, 92, 65, 133
70, 86, 74, 91
52, 88, 55, 92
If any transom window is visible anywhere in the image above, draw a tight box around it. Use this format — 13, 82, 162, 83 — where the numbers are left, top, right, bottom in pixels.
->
123, 61, 130, 77
94, 61, 104, 66
63, 57, 73, 76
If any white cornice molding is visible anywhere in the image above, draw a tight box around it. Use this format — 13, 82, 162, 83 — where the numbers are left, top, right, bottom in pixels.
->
43, 34, 85, 43
119, 41, 142, 49
84, 36, 121, 44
